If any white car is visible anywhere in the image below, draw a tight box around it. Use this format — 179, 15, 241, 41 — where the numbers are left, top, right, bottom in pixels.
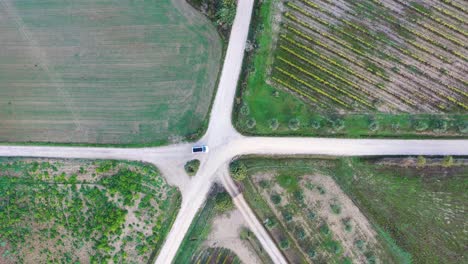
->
192, 145, 209, 153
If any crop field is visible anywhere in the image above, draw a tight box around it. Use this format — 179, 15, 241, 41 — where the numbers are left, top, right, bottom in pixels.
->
0, 158, 181, 263
236, 157, 467, 263
0, 0, 221, 145
236, 0, 467, 137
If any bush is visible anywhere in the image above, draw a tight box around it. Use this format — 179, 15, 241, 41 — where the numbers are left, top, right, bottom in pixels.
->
214, 192, 234, 213
281, 209, 293, 223
294, 226, 306, 240
270, 193, 282, 205
264, 217, 277, 229
414, 120, 429, 131
216, 0, 236, 27
417, 156, 426, 167
442, 156, 454, 167
230, 160, 247, 181
458, 121, 468, 133
368, 120, 379, 131
269, 118, 279, 130
310, 119, 321, 129
246, 118, 256, 129
240, 104, 249, 116
319, 223, 330, 235
288, 118, 300, 131
432, 119, 448, 133
279, 238, 290, 249
184, 159, 200, 176
331, 119, 345, 131
330, 203, 341, 214
293, 190, 304, 204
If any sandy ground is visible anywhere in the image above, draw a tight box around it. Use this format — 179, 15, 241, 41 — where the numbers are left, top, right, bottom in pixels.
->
301, 174, 378, 262
204, 209, 262, 264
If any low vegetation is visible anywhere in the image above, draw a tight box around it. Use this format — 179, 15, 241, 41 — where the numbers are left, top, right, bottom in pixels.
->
234, 156, 467, 263
0, 158, 181, 263
235, 0, 467, 138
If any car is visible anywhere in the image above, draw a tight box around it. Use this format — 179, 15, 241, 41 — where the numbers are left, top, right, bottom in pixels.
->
192, 145, 209, 153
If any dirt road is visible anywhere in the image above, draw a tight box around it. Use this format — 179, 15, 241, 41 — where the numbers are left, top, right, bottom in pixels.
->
1, 0, 467, 263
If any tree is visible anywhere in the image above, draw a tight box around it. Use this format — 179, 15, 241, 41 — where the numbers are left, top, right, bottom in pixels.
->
216, 0, 236, 27
269, 118, 279, 131
214, 192, 234, 213
184, 159, 200, 176
230, 160, 247, 181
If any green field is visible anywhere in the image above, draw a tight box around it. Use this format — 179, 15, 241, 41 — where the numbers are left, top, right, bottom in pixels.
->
0, 0, 221, 145
235, 0, 467, 138
0, 158, 181, 263
235, 157, 467, 263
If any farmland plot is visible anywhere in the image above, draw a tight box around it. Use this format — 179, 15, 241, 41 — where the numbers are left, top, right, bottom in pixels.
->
236, 157, 467, 263
236, 0, 467, 137
0, 0, 221, 145
0, 158, 181, 263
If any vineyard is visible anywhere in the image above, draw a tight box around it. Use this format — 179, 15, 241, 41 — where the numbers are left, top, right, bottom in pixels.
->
270, 0, 468, 113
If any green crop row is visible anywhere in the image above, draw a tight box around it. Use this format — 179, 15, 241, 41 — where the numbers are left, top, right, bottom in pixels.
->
281, 35, 416, 109
353, 1, 467, 62
287, 2, 377, 51
394, 0, 468, 37
280, 34, 377, 87
285, 25, 390, 82
272, 76, 318, 103
279, 45, 374, 107
433, 5, 466, 24
277, 56, 373, 108
285, 12, 367, 57
275, 66, 349, 108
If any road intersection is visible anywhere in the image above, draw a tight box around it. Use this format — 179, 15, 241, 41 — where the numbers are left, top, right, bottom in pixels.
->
0, 0, 467, 263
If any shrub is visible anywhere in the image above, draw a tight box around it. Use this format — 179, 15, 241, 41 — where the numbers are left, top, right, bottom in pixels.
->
294, 226, 306, 240
264, 217, 277, 229
307, 248, 316, 258
368, 120, 379, 131
270, 193, 282, 205
319, 223, 330, 235
293, 190, 304, 204
417, 156, 426, 167
317, 185, 326, 194
432, 119, 448, 133
414, 120, 429, 131
355, 239, 365, 251
230, 160, 247, 181
288, 118, 300, 130
184, 159, 200, 176
216, 0, 236, 26
458, 121, 468, 133
246, 118, 256, 129
330, 203, 341, 214
279, 238, 290, 249
214, 192, 234, 213
281, 209, 293, 223
442, 156, 454, 167
310, 119, 321, 129
240, 104, 250, 116
307, 211, 316, 220
325, 240, 341, 254
342, 218, 352, 232
332, 119, 345, 131
269, 118, 279, 130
